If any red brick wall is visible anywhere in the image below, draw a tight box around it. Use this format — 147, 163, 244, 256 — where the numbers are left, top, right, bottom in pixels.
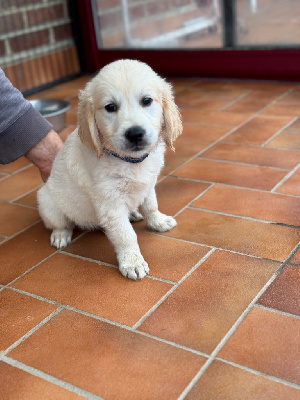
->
1, 0, 80, 93
95, 0, 214, 48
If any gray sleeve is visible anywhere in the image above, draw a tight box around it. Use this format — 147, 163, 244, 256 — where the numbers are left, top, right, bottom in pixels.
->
0, 67, 53, 164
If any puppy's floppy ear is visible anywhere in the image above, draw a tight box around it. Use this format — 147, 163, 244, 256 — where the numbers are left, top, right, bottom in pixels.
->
161, 80, 182, 151
77, 88, 102, 158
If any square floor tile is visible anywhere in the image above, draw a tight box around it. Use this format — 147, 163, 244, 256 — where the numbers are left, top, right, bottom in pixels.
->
12, 253, 172, 326
139, 250, 279, 354
8, 309, 206, 400
218, 307, 300, 385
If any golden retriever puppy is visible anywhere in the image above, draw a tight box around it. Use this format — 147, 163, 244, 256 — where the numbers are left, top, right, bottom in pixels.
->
38, 59, 182, 280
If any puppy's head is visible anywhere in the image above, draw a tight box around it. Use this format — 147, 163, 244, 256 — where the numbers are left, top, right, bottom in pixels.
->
78, 59, 182, 158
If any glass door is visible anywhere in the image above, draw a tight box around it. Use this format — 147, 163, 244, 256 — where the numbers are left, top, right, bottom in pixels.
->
76, 0, 300, 80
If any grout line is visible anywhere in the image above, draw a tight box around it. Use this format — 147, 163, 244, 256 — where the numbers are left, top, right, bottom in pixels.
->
196, 156, 291, 171
177, 85, 298, 182
60, 250, 176, 285
178, 242, 299, 399
134, 229, 287, 264
172, 183, 215, 219
262, 116, 298, 147
7, 286, 64, 306
0, 219, 42, 245
2, 231, 87, 288
8, 201, 38, 211
218, 90, 253, 111
214, 358, 300, 390
0, 163, 33, 179
188, 205, 300, 228
1, 357, 104, 400
166, 111, 260, 177
5, 251, 58, 287
134, 330, 209, 359
166, 175, 300, 198
132, 248, 216, 329
220, 139, 300, 152
60, 305, 210, 359
0, 307, 64, 358
11, 183, 43, 204
254, 304, 300, 321
4, 285, 210, 360
271, 164, 300, 193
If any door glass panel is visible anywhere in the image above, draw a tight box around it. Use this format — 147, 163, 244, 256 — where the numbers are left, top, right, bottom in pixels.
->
92, 0, 223, 48
236, 0, 300, 46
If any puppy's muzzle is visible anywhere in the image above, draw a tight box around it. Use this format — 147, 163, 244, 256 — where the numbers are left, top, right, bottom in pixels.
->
125, 126, 148, 151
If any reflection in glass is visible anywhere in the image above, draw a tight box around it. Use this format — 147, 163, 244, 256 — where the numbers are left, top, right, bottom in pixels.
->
93, 0, 223, 49
236, 0, 300, 46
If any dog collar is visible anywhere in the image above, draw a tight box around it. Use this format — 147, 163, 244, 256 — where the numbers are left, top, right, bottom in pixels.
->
104, 148, 149, 164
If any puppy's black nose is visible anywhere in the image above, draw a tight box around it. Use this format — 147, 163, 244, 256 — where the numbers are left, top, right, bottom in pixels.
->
125, 126, 146, 144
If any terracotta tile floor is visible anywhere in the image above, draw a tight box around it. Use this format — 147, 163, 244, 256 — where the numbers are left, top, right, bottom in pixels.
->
1, 76, 300, 399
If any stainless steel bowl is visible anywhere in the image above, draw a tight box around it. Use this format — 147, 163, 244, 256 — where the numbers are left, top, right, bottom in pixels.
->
30, 99, 71, 132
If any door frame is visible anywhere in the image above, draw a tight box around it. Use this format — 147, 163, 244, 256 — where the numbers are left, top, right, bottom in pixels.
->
75, 0, 300, 81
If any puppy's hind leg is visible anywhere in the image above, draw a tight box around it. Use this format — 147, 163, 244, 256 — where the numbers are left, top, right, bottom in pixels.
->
38, 186, 74, 249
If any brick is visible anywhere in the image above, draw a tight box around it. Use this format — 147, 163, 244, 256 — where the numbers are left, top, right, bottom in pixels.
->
54, 23, 73, 41
0, 12, 24, 35
147, 0, 170, 15
1, 0, 40, 9
99, 10, 123, 31
129, 5, 146, 21
97, 0, 120, 10
10, 30, 50, 52
0, 40, 6, 56
102, 31, 124, 47
27, 4, 64, 26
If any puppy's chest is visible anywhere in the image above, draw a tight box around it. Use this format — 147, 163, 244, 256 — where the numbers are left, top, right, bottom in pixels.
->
95, 165, 156, 204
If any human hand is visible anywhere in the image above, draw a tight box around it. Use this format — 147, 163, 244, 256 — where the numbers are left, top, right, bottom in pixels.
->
25, 129, 64, 182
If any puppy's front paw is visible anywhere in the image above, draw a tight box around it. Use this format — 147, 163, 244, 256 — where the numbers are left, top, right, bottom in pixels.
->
51, 228, 73, 249
147, 212, 177, 232
119, 252, 149, 280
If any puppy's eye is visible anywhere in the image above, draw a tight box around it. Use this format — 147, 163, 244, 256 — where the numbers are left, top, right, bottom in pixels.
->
141, 97, 153, 107
105, 103, 118, 113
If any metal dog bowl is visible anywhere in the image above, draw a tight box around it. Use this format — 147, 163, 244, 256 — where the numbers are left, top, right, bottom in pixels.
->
30, 99, 70, 132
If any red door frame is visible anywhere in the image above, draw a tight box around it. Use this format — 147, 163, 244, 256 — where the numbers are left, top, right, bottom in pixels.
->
76, 0, 300, 81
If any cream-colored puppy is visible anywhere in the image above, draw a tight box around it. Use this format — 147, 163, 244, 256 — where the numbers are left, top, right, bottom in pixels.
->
38, 59, 182, 280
